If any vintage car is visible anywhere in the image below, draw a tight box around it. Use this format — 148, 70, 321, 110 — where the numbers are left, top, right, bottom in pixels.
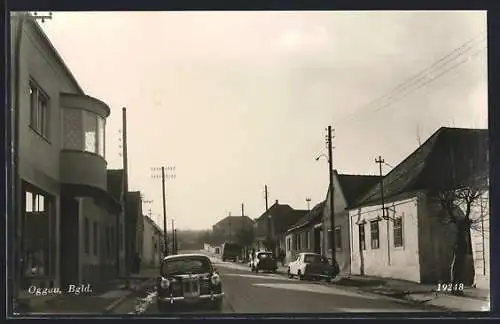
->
156, 254, 224, 312
287, 252, 340, 281
250, 251, 278, 273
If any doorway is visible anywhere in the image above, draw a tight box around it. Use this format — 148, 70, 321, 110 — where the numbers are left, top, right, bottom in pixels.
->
60, 196, 80, 287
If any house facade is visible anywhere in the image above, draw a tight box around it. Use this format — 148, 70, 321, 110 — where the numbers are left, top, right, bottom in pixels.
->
285, 201, 325, 265
349, 127, 489, 285
212, 215, 254, 243
320, 172, 381, 275
11, 13, 122, 295
142, 216, 163, 268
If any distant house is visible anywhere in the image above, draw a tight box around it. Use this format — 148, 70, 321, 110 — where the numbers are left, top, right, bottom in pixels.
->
285, 201, 325, 265
212, 215, 254, 243
142, 216, 163, 268
253, 200, 308, 256
125, 191, 144, 273
349, 127, 488, 285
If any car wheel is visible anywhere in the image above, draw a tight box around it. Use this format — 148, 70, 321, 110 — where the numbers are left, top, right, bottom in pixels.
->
287, 268, 293, 278
255, 267, 259, 273
272, 268, 277, 273
157, 300, 169, 313
298, 270, 304, 280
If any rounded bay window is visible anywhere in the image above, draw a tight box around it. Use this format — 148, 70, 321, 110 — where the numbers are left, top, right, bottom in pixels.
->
60, 93, 111, 191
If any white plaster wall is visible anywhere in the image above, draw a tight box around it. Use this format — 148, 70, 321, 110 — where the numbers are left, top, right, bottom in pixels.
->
469, 190, 490, 289
350, 196, 421, 282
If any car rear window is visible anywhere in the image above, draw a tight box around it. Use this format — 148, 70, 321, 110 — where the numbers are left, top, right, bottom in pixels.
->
161, 257, 212, 276
304, 254, 322, 263
258, 252, 273, 259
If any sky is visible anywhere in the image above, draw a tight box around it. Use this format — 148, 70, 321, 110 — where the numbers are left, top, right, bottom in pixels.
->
39, 11, 488, 230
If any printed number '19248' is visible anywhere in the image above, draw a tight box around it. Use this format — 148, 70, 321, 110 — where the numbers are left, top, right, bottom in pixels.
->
437, 283, 465, 292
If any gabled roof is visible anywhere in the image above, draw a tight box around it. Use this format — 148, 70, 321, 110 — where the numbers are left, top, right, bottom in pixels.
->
354, 127, 488, 207
287, 201, 325, 233
14, 13, 84, 94
144, 215, 163, 234
337, 173, 382, 207
214, 215, 254, 227
255, 201, 308, 235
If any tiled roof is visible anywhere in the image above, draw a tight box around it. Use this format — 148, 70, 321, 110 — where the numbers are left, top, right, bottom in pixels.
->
287, 201, 325, 233
214, 215, 254, 227
354, 127, 489, 207
337, 174, 382, 206
256, 202, 308, 235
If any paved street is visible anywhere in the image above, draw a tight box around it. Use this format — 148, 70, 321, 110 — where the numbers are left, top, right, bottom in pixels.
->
112, 256, 442, 314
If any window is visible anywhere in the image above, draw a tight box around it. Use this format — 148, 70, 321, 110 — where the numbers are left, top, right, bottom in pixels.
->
393, 216, 403, 247
97, 116, 105, 157
84, 217, 90, 254
93, 221, 99, 256
29, 80, 49, 138
84, 111, 98, 153
305, 231, 310, 249
286, 237, 291, 251
370, 220, 380, 249
334, 226, 342, 251
358, 223, 366, 250
25, 192, 45, 212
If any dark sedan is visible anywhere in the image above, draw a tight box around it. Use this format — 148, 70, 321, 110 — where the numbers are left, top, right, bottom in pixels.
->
156, 254, 224, 312
250, 251, 278, 273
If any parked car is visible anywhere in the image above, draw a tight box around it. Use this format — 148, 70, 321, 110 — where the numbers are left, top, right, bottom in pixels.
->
287, 252, 340, 281
156, 254, 224, 312
221, 242, 242, 262
250, 251, 278, 273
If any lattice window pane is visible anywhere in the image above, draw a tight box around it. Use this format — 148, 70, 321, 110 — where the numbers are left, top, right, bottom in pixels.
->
63, 108, 83, 150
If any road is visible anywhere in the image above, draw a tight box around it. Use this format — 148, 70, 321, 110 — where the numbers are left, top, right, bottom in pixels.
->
112, 253, 442, 314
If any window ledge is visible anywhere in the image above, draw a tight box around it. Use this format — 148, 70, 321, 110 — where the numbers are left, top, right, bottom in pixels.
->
28, 125, 51, 144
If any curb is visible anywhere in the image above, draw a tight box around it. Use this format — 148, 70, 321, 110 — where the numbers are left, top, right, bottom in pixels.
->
103, 277, 156, 313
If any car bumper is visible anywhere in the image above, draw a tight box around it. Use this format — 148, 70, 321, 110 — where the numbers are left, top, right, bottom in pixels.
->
158, 293, 224, 304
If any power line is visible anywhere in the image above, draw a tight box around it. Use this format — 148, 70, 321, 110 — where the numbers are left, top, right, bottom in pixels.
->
340, 32, 486, 123
361, 45, 486, 117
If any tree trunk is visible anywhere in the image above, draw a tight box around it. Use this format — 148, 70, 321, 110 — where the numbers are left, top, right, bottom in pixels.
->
451, 220, 475, 291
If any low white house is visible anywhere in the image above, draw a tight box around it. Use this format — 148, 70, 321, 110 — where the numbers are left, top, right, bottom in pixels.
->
142, 216, 164, 268
349, 127, 488, 285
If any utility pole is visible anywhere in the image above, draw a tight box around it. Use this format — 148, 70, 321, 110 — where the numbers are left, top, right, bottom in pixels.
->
326, 126, 336, 264
375, 155, 390, 265
264, 185, 270, 251
152, 166, 175, 257
171, 219, 175, 254
122, 108, 130, 280
174, 229, 178, 254
228, 212, 232, 243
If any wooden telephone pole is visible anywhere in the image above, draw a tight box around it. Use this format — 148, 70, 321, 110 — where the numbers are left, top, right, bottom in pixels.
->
327, 126, 336, 263
264, 185, 270, 250
375, 155, 390, 265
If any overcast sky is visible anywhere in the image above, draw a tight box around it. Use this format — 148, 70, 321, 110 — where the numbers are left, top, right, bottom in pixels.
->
40, 11, 487, 230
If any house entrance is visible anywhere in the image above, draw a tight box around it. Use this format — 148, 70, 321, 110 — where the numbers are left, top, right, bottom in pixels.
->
21, 182, 56, 289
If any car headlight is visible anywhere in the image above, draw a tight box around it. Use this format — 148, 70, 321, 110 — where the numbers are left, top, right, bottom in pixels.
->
160, 278, 170, 289
210, 273, 221, 286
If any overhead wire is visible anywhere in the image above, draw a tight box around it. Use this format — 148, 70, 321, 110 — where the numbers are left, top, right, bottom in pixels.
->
338, 31, 487, 124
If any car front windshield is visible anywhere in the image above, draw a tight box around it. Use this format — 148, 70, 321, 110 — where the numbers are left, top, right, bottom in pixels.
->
304, 254, 322, 263
161, 257, 212, 276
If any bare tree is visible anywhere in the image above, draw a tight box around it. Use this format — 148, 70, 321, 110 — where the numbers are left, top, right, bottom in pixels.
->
437, 174, 488, 293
